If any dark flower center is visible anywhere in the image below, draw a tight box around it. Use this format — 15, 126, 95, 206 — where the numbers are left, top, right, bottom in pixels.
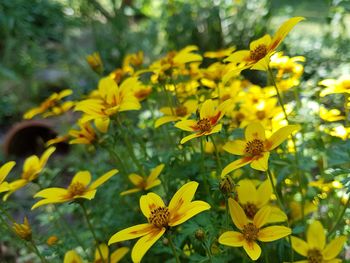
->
250, 44, 267, 61
242, 223, 259, 243
307, 248, 323, 263
175, 106, 188, 117
149, 207, 170, 228
196, 118, 212, 133
245, 139, 264, 156
68, 182, 86, 197
243, 202, 259, 220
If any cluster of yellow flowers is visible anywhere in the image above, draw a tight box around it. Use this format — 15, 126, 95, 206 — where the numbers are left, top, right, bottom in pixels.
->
1, 16, 348, 263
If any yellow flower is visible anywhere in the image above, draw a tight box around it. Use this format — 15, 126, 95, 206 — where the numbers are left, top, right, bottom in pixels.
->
86, 52, 104, 74
13, 217, 32, 241
69, 121, 97, 144
319, 76, 350, 97
64, 250, 83, 263
221, 122, 300, 176
75, 76, 141, 131
0, 161, 16, 193
31, 169, 118, 209
155, 100, 198, 128
236, 179, 287, 223
223, 17, 304, 83
94, 243, 129, 263
291, 221, 347, 263
120, 164, 165, 195
219, 198, 291, 260
175, 99, 232, 144
42, 101, 75, 118
319, 107, 345, 122
108, 181, 210, 262
204, 47, 236, 59
270, 52, 305, 79
23, 89, 73, 119
1, 147, 55, 201
327, 125, 350, 140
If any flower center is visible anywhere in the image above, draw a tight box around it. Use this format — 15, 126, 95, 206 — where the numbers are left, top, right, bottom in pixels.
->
250, 44, 267, 61
195, 118, 212, 133
149, 207, 170, 228
256, 110, 266, 120
245, 139, 264, 156
68, 182, 86, 197
242, 223, 259, 243
175, 105, 187, 117
134, 89, 151, 100
307, 248, 323, 263
243, 202, 259, 220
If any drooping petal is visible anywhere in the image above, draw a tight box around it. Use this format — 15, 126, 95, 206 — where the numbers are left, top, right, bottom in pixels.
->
169, 200, 210, 226
144, 180, 161, 190
290, 236, 309, 257
120, 188, 141, 196
89, 169, 118, 190
270, 17, 305, 51
221, 157, 253, 177
39, 147, 56, 167
322, 236, 347, 260
146, 164, 165, 185
94, 243, 109, 262
228, 198, 248, 230
31, 197, 68, 210
139, 193, 165, 218
236, 179, 257, 205
108, 224, 154, 245
168, 181, 198, 213
110, 247, 130, 263
175, 119, 198, 132
33, 187, 68, 198
155, 116, 180, 128
0, 161, 16, 184
71, 171, 91, 187
218, 231, 244, 247
245, 122, 266, 141
128, 174, 144, 186
267, 125, 300, 150
253, 206, 271, 228
180, 133, 202, 144
258, 226, 291, 242
307, 220, 325, 249
95, 117, 110, 133
256, 180, 272, 207
250, 152, 270, 171
131, 227, 166, 263
223, 140, 246, 156
243, 241, 261, 261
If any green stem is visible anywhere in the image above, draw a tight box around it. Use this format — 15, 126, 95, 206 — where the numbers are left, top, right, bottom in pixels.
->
161, 84, 175, 115
327, 197, 350, 238
80, 202, 105, 263
210, 136, 222, 173
30, 239, 47, 263
168, 234, 180, 263
345, 93, 349, 126
203, 241, 213, 262
200, 137, 210, 196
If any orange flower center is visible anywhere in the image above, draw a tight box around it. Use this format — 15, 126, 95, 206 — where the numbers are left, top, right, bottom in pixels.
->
250, 44, 267, 61
256, 110, 266, 120
68, 182, 86, 197
245, 139, 264, 156
195, 118, 212, 133
175, 105, 188, 117
149, 207, 170, 228
243, 202, 259, 220
307, 248, 323, 263
134, 89, 151, 100
242, 223, 259, 243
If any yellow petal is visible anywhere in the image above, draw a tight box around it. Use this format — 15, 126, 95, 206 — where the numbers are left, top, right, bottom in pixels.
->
110, 247, 130, 263
206, 123, 222, 136
218, 231, 244, 247
307, 220, 325, 249
146, 164, 165, 185
95, 243, 109, 262
129, 174, 144, 186
228, 198, 248, 230
33, 187, 68, 198
31, 197, 68, 210
250, 34, 271, 51
175, 119, 197, 132
131, 227, 165, 263
169, 200, 210, 226
221, 157, 253, 177
200, 99, 215, 119
253, 206, 271, 228
108, 224, 154, 245
256, 180, 272, 207
95, 117, 110, 133
120, 188, 141, 196
270, 17, 305, 51
0, 161, 16, 184
267, 125, 300, 150
237, 179, 257, 205
169, 181, 198, 213
258, 226, 291, 242
64, 250, 83, 263
39, 147, 56, 167
323, 236, 347, 260
243, 241, 261, 260
267, 207, 288, 223
180, 133, 201, 144
250, 152, 270, 171
89, 169, 118, 190
290, 236, 309, 257
144, 180, 161, 190
155, 116, 180, 128
139, 193, 165, 218
72, 171, 91, 187
223, 140, 246, 155
245, 122, 266, 141
224, 50, 250, 64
